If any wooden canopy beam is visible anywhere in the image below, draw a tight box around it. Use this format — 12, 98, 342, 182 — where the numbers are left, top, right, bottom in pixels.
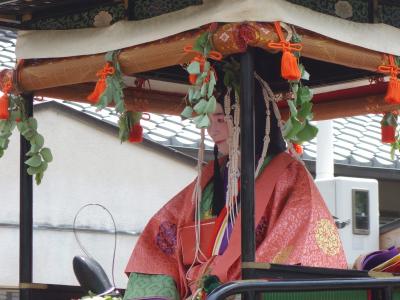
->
35, 84, 186, 115
35, 84, 399, 120
14, 23, 383, 93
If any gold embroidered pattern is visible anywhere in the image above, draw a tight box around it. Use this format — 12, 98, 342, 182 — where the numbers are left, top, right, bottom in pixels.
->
272, 246, 293, 264
314, 219, 340, 256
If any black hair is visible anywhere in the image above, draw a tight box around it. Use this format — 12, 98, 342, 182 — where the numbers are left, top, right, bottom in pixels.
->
211, 69, 286, 216
212, 144, 225, 216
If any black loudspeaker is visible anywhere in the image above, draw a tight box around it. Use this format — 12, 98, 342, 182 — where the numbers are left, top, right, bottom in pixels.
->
73, 255, 118, 296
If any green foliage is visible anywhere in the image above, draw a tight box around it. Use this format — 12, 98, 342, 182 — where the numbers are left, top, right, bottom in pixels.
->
223, 58, 240, 96
118, 111, 142, 142
381, 112, 398, 127
182, 30, 218, 128
0, 94, 53, 184
384, 112, 400, 159
282, 55, 318, 144
94, 51, 141, 142
0, 119, 15, 158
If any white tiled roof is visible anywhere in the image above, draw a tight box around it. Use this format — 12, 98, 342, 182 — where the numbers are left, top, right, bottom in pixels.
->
303, 114, 400, 169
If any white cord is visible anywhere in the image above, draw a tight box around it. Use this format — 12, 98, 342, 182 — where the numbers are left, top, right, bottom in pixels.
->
186, 129, 207, 279
73, 203, 118, 288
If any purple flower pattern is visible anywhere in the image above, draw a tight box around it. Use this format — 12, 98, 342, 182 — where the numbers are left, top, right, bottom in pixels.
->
156, 221, 177, 256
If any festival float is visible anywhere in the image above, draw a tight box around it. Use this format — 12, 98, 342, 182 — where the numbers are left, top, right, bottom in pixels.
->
1, 0, 400, 299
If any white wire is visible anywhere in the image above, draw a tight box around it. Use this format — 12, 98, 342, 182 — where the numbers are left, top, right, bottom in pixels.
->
73, 203, 118, 288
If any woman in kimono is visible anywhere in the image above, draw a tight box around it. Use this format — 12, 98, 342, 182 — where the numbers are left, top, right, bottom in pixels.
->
123, 74, 347, 300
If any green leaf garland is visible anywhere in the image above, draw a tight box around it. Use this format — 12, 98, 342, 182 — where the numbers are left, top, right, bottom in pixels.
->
281, 31, 318, 145
0, 94, 53, 184
92, 51, 142, 143
183, 30, 221, 128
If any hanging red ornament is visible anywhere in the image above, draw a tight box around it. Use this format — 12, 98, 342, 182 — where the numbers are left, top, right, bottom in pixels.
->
381, 125, 396, 143
0, 80, 12, 120
128, 122, 143, 143
293, 143, 303, 154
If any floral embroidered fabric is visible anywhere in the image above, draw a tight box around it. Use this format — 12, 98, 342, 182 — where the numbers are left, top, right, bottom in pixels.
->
130, 0, 203, 20
123, 273, 179, 300
286, 0, 400, 28
156, 221, 177, 256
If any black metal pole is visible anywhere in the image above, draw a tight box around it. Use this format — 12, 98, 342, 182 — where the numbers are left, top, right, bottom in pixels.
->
240, 48, 255, 283
20, 93, 33, 300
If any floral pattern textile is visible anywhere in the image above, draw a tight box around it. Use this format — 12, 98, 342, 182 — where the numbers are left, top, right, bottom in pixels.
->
286, 0, 400, 29
123, 273, 179, 300
130, 0, 203, 20
26, 3, 125, 30
156, 222, 177, 256
125, 153, 347, 299
286, 0, 369, 22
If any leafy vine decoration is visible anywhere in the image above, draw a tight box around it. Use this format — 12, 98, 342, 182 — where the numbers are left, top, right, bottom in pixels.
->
87, 51, 143, 143
183, 22, 318, 147
181, 26, 222, 128
0, 92, 53, 185
269, 22, 318, 145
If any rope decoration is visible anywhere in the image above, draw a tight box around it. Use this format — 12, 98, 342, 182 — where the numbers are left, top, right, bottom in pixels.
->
268, 21, 302, 81
378, 55, 400, 104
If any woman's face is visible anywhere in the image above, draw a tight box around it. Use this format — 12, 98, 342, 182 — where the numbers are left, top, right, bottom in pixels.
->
207, 103, 229, 155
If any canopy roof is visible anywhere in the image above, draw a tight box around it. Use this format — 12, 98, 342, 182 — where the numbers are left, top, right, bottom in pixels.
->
0, 0, 399, 119
14, 0, 400, 59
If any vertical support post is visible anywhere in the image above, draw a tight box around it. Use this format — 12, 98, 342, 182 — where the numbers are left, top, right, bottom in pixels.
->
240, 49, 255, 282
316, 120, 334, 180
20, 93, 33, 300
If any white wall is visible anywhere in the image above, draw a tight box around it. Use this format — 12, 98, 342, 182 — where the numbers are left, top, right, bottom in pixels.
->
0, 104, 197, 288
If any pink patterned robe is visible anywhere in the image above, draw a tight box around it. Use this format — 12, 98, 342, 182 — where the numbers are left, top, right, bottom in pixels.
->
125, 152, 347, 299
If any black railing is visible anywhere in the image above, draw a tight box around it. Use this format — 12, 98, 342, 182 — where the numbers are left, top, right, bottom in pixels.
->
208, 278, 400, 300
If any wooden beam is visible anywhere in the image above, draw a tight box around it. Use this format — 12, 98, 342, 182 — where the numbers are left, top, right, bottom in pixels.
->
19, 35, 199, 92
280, 94, 400, 121
36, 83, 399, 119
15, 23, 385, 92
35, 84, 186, 115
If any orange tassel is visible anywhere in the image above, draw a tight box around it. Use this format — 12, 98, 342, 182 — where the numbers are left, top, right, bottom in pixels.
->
87, 78, 107, 104
281, 51, 301, 81
268, 22, 302, 81
385, 77, 400, 104
87, 62, 115, 104
0, 93, 9, 120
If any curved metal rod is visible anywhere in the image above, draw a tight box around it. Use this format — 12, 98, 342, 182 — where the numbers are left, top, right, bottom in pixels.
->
207, 278, 400, 300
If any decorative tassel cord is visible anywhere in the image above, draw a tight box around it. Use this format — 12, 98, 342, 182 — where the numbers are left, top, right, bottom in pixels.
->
187, 129, 208, 279
254, 73, 303, 164
188, 72, 306, 276
73, 203, 118, 289
254, 73, 272, 178
224, 89, 241, 232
